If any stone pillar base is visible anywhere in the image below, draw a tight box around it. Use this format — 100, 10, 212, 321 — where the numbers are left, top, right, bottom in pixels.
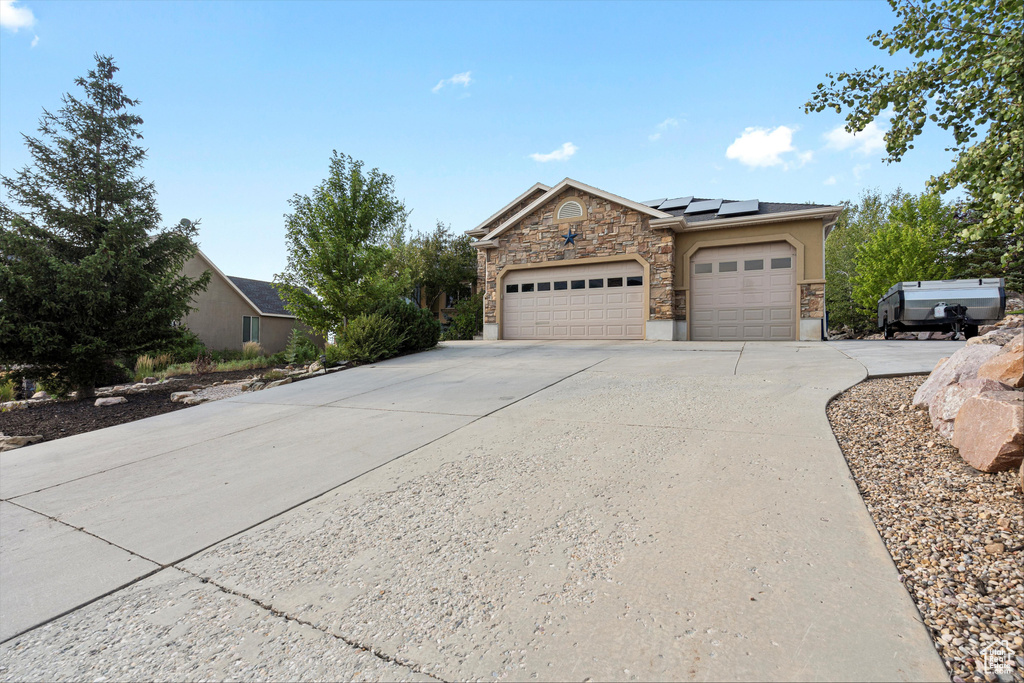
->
483, 323, 499, 340
674, 321, 688, 341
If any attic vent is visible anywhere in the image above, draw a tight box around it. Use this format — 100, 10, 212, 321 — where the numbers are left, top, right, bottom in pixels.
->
557, 200, 583, 220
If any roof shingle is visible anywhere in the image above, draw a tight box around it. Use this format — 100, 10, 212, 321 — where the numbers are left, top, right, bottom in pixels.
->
227, 276, 293, 316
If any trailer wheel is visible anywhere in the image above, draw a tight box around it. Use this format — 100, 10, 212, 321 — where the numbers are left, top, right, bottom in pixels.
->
964, 324, 979, 339
883, 318, 894, 340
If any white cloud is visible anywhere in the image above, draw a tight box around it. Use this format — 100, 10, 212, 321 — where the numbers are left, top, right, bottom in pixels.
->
824, 120, 887, 156
0, 0, 35, 31
432, 71, 472, 94
30, 33, 37, 46
823, 176, 837, 186
529, 142, 577, 162
649, 117, 679, 142
853, 163, 871, 180
726, 125, 811, 169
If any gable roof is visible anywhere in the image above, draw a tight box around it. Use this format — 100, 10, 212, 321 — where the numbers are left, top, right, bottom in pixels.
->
466, 182, 551, 237
192, 249, 297, 318
228, 276, 293, 316
480, 178, 674, 242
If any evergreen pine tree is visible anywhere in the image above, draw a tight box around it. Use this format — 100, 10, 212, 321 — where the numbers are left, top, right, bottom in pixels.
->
0, 54, 209, 398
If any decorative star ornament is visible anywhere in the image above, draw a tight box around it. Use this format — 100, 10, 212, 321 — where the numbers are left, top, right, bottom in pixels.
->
562, 230, 580, 246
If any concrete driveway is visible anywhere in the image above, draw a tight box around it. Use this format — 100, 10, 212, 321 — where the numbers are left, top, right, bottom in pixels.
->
0, 341, 949, 681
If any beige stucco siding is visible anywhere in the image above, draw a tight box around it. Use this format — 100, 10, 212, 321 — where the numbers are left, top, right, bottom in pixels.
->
181, 254, 261, 352
673, 218, 826, 290
180, 253, 322, 354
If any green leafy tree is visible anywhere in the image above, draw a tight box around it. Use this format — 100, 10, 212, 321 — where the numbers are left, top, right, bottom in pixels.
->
941, 204, 1024, 291
409, 221, 477, 308
851, 192, 957, 314
0, 54, 208, 398
825, 189, 895, 330
274, 152, 410, 336
805, 0, 1023, 261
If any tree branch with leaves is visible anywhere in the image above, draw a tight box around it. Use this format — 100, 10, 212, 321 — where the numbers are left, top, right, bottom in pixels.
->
806, 0, 1022, 261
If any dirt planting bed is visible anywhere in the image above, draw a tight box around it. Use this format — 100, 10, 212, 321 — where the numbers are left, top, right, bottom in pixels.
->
828, 375, 1023, 682
0, 369, 275, 443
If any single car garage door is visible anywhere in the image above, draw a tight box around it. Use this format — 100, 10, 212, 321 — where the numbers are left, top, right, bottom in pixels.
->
690, 242, 796, 341
502, 261, 645, 340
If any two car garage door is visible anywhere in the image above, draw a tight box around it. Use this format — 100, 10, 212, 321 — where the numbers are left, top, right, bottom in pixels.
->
502, 261, 645, 340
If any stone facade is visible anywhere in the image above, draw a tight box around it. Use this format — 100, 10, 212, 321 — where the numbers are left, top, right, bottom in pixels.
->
800, 283, 824, 319
479, 188, 674, 325
475, 187, 549, 287
673, 293, 687, 321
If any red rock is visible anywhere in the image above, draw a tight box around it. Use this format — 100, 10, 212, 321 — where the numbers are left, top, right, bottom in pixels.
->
929, 378, 1012, 439
912, 344, 1003, 408
976, 334, 1022, 387
951, 391, 1024, 472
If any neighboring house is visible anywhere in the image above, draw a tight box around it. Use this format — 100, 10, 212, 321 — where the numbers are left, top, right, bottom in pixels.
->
466, 178, 842, 341
180, 250, 322, 354
410, 282, 479, 324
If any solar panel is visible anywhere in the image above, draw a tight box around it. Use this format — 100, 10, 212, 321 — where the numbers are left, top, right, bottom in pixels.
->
658, 196, 693, 211
684, 199, 723, 214
717, 199, 760, 217
641, 198, 667, 208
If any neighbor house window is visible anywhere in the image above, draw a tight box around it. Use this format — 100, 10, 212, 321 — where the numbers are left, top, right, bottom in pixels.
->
242, 315, 260, 344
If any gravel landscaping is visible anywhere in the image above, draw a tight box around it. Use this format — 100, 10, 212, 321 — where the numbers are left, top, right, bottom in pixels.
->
828, 376, 1023, 683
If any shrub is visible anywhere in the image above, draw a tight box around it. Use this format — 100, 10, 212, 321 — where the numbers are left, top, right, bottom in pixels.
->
159, 327, 207, 364
242, 341, 264, 360
284, 328, 318, 365
135, 354, 156, 380
442, 292, 484, 340
211, 349, 243, 362
267, 351, 287, 365
153, 353, 173, 372
192, 350, 215, 375
262, 369, 288, 381
376, 298, 440, 353
0, 379, 15, 402
340, 313, 402, 363
324, 342, 346, 366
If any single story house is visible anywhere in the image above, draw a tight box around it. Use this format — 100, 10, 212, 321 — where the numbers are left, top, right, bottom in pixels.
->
180, 250, 322, 354
466, 178, 842, 341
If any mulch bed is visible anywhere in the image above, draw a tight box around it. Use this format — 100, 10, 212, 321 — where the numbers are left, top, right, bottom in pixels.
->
828, 376, 1023, 683
0, 369, 273, 443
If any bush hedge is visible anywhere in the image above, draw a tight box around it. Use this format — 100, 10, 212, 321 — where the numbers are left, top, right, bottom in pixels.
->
377, 298, 440, 353
340, 313, 402, 363
442, 292, 484, 340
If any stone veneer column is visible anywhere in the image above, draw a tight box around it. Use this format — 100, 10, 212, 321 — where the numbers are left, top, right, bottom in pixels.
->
799, 283, 825, 340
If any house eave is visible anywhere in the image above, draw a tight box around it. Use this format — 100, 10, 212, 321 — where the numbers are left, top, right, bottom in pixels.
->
668, 206, 844, 233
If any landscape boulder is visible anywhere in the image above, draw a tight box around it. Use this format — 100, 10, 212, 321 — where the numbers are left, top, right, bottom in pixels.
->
0, 433, 44, 452
308, 360, 324, 374
142, 376, 159, 384
912, 343, 1003, 408
94, 396, 127, 407
31, 391, 50, 400
264, 378, 292, 390
170, 391, 194, 403
929, 378, 1012, 439
977, 335, 1023, 388
966, 328, 1021, 347
951, 391, 1024, 472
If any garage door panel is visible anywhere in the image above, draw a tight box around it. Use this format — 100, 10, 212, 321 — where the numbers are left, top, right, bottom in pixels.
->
691, 242, 796, 341
503, 261, 645, 339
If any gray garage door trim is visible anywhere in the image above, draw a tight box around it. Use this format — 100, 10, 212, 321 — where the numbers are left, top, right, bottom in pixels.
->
498, 255, 650, 340
689, 241, 797, 341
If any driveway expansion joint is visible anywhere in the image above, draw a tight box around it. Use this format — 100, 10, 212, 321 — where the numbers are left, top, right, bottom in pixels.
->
177, 567, 447, 683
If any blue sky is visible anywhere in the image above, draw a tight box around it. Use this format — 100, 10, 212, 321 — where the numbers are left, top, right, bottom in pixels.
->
2, 0, 960, 281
